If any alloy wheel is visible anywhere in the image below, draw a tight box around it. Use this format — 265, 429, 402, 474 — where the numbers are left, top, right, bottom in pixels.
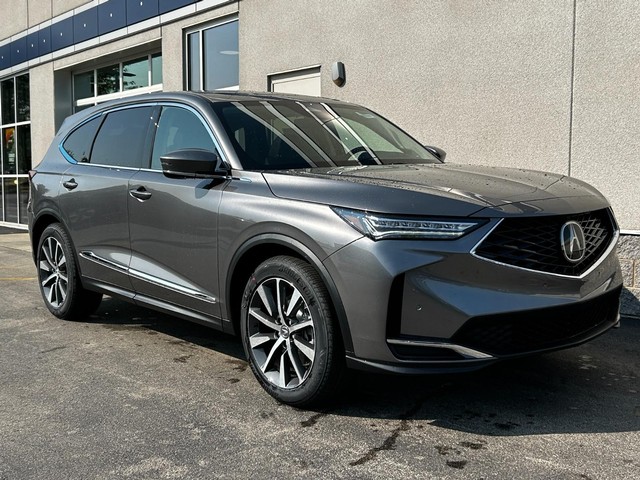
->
247, 277, 316, 389
39, 236, 68, 308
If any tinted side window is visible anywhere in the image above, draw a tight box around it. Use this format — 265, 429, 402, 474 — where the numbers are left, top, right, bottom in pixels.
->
91, 107, 153, 168
150, 106, 216, 170
62, 116, 102, 163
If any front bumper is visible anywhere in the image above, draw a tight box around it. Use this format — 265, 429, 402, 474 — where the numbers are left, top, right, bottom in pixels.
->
323, 219, 622, 373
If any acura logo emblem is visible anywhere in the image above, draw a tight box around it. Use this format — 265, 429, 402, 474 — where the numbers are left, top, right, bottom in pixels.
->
560, 221, 586, 263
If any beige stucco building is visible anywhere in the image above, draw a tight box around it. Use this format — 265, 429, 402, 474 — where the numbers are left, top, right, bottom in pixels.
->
0, 0, 638, 315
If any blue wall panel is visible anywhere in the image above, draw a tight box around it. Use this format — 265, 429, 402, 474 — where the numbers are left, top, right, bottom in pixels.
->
27, 32, 39, 61
0, 44, 10, 70
98, 0, 127, 35
11, 37, 28, 65
126, 0, 159, 25
159, 0, 196, 15
74, 7, 99, 43
38, 27, 52, 56
51, 17, 74, 51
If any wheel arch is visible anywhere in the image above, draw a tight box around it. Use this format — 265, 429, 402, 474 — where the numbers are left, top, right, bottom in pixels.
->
30, 210, 64, 263
225, 234, 354, 355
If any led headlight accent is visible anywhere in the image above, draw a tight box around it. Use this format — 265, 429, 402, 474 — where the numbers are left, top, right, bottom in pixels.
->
332, 207, 482, 240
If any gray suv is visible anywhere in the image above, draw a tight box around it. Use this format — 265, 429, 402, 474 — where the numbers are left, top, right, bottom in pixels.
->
28, 91, 622, 406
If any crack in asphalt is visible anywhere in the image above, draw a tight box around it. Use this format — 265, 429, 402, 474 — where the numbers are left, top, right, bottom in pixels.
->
349, 400, 424, 467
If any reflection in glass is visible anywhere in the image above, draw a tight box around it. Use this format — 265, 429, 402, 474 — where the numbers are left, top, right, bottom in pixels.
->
16, 74, 30, 122
123, 57, 150, 90
1, 78, 15, 124
203, 21, 239, 90
2, 127, 16, 174
152, 53, 163, 85
74, 71, 94, 102
18, 177, 29, 224
3, 177, 17, 223
17, 125, 31, 174
188, 32, 201, 91
97, 64, 120, 95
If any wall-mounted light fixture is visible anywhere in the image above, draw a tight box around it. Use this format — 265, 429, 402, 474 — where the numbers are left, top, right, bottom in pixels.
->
331, 61, 345, 87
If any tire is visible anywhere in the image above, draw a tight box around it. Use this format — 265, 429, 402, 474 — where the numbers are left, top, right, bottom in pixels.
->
240, 256, 344, 406
36, 223, 103, 320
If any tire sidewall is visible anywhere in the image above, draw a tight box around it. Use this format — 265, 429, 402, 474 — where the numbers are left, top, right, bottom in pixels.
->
241, 258, 332, 405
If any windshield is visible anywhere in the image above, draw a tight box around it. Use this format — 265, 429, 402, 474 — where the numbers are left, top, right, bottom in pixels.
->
212, 100, 439, 170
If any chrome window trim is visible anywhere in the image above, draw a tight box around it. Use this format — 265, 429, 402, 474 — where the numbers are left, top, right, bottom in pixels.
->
59, 101, 229, 169
470, 212, 620, 280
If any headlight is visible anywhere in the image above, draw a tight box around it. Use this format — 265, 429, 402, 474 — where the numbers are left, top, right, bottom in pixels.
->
332, 207, 484, 240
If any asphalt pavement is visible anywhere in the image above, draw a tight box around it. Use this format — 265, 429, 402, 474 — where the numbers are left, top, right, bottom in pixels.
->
1, 232, 639, 479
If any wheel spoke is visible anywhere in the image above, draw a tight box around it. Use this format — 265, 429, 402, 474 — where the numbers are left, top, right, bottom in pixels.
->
292, 336, 315, 362
289, 319, 313, 333
287, 341, 306, 381
58, 273, 68, 284
261, 336, 285, 372
276, 278, 286, 322
47, 283, 56, 304
249, 332, 277, 348
42, 239, 55, 268
257, 284, 276, 317
41, 273, 57, 288
39, 259, 53, 273
249, 308, 280, 331
279, 351, 288, 387
285, 289, 302, 317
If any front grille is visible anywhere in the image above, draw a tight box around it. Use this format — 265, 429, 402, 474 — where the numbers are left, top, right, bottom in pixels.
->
474, 209, 615, 276
451, 287, 621, 356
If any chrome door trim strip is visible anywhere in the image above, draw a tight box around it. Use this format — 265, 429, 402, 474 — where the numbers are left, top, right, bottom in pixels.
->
128, 268, 217, 304
79, 251, 216, 304
79, 251, 128, 273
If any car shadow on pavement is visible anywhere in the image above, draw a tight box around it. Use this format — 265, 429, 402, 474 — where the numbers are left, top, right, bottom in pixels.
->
87, 296, 246, 362
89, 296, 639, 436
330, 320, 640, 436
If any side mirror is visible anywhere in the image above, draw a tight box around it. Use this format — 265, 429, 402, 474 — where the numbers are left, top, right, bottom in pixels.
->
160, 149, 230, 179
424, 145, 446, 162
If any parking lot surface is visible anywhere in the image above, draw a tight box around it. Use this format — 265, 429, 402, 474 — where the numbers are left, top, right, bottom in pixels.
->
1, 231, 639, 479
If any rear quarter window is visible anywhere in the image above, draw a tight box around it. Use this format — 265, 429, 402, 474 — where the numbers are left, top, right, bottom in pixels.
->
61, 116, 102, 163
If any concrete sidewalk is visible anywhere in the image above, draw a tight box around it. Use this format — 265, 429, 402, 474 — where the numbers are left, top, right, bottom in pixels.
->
0, 229, 31, 254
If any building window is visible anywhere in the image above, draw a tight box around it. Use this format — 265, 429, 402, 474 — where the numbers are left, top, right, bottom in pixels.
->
186, 18, 239, 92
0, 73, 30, 226
73, 52, 162, 112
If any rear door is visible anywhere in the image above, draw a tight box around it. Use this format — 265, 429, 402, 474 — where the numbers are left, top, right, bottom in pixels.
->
57, 106, 154, 293
127, 104, 227, 323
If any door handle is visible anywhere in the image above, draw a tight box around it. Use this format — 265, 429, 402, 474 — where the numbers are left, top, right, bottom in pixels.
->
129, 186, 152, 201
62, 179, 78, 190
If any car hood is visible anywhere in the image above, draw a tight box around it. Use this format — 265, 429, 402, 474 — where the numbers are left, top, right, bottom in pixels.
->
262, 164, 610, 217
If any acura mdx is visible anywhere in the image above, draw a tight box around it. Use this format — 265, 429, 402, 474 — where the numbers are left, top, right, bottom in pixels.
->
28, 91, 622, 406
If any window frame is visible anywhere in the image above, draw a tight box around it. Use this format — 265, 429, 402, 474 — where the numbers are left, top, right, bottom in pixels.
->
72, 52, 163, 113
0, 72, 31, 227
184, 16, 239, 92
